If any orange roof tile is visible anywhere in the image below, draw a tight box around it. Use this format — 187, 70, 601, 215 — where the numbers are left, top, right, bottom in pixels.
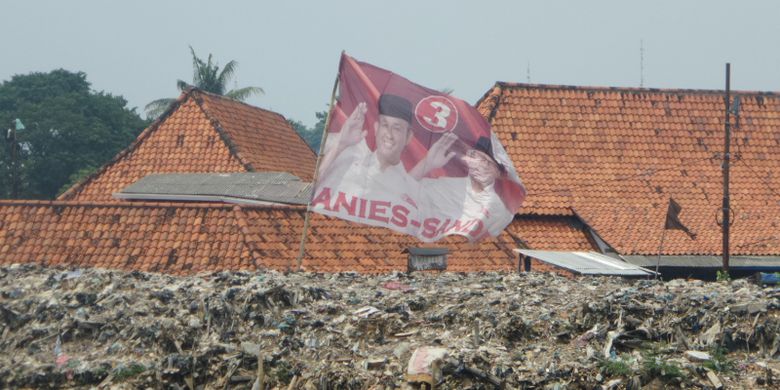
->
195, 92, 316, 179
478, 82, 780, 256
508, 215, 596, 251
59, 89, 316, 202
0, 200, 528, 274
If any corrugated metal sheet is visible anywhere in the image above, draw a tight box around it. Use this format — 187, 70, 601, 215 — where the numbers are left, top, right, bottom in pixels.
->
517, 250, 656, 276
623, 255, 780, 268
115, 172, 312, 205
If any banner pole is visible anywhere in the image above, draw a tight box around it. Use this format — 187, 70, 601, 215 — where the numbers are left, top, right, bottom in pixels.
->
294, 59, 342, 272
655, 227, 667, 280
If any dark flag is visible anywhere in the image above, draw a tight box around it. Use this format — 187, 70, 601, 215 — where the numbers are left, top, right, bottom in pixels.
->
664, 198, 696, 239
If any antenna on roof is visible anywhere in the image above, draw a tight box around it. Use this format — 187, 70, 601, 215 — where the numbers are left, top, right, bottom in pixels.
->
526, 61, 531, 83
640, 39, 645, 87
731, 95, 741, 130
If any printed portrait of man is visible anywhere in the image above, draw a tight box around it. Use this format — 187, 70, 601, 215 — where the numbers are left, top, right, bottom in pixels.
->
313, 94, 422, 232
416, 134, 514, 240
310, 53, 525, 242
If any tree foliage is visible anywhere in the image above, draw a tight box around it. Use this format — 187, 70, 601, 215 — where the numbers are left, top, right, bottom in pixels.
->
289, 111, 328, 153
145, 46, 263, 118
0, 69, 148, 199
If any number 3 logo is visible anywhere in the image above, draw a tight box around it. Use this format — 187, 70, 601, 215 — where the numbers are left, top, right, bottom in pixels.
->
424, 102, 451, 129
415, 96, 459, 133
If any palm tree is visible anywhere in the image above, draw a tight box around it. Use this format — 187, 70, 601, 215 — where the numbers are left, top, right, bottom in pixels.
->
145, 46, 264, 118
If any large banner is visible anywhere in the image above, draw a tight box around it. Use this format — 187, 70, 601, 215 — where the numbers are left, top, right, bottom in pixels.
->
311, 53, 525, 242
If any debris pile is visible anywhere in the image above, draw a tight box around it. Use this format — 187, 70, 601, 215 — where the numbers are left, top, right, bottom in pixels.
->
1, 263, 779, 389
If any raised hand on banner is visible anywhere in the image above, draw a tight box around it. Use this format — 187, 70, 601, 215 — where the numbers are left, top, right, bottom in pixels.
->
337, 102, 368, 151
409, 132, 458, 180
427, 132, 458, 168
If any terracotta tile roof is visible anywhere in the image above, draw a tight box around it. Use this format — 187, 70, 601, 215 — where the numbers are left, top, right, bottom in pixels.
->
195, 91, 316, 180
59, 89, 316, 202
478, 82, 780, 256
508, 215, 596, 251
0, 200, 521, 274
241, 208, 521, 273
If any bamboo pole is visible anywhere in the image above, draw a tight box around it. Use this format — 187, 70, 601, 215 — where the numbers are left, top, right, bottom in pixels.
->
256, 351, 265, 390
294, 55, 343, 271
722, 63, 731, 274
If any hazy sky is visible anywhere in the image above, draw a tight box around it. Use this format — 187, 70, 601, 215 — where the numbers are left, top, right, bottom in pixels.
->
2, 1, 779, 126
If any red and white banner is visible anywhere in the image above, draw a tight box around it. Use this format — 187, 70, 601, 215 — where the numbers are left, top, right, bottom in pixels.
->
312, 53, 525, 242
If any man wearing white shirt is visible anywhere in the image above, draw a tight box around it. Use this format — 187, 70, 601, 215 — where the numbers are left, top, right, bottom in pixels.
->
313, 95, 421, 233
417, 136, 513, 241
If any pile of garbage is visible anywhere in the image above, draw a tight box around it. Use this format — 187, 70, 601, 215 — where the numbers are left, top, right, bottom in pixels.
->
0, 263, 779, 389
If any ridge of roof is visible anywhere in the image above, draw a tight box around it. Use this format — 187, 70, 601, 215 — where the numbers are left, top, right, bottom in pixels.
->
2, 198, 568, 220
57, 89, 198, 200
485, 84, 505, 124
191, 89, 317, 180
192, 88, 289, 122
0, 199, 306, 211
475, 83, 503, 117
569, 208, 613, 254
198, 90, 317, 154
189, 90, 256, 172
192, 89, 317, 154
493, 81, 780, 97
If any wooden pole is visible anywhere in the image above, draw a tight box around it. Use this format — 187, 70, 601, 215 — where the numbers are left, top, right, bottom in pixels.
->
294, 57, 342, 271
655, 227, 667, 280
722, 63, 731, 275
257, 351, 265, 390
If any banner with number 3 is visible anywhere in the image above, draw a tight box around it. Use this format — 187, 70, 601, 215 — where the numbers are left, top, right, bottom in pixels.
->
311, 53, 526, 242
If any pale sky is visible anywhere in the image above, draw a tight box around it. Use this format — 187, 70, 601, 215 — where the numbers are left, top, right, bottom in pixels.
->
2, 1, 779, 126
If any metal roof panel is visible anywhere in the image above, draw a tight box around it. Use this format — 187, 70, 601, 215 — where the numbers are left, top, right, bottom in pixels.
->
116, 172, 312, 205
517, 250, 656, 276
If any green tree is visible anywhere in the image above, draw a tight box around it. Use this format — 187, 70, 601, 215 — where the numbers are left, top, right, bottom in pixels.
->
289, 110, 327, 152
0, 69, 148, 199
145, 46, 263, 118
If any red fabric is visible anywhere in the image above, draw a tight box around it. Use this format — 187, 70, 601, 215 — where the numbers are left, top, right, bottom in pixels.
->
314, 53, 526, 242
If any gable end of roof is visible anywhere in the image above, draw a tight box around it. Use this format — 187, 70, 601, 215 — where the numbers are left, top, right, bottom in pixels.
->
58, 89, 203, 200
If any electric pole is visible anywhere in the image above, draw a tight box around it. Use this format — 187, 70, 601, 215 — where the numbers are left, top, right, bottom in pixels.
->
722, 64, 731, 274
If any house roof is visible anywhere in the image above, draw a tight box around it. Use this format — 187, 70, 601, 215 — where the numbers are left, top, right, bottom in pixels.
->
59, 89, 316, 202
508, 215, 596, 251
2, 83, 608, 275
517, 250, 656, 276
0, 200, 521, 274
115, 172, 312, 205
478, 82, 780, 256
